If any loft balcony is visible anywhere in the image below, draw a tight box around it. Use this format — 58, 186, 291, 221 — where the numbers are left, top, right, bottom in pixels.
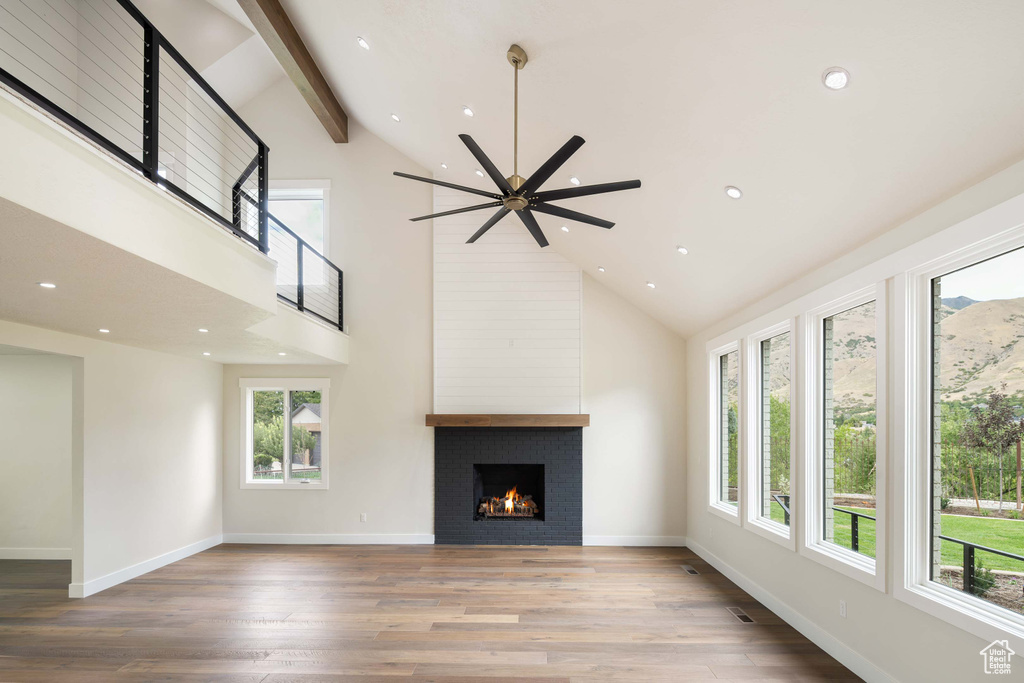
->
0, 0, 346, 363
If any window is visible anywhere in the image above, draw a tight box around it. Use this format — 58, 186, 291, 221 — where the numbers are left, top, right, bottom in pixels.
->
711, 346, 740, 513
241, 378, 329, 489
758, 331, 792, 528
269, 181, 329, 255
930, 247, 1024, 617
822, 300, 878, 558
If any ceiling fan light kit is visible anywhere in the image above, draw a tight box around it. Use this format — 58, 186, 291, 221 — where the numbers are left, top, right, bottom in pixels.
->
394, 44, 641, 247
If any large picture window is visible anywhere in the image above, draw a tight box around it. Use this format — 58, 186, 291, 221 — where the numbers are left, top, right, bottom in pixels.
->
931, 248, 1024, 616
718, 349, 740, 508
822, 301, 878, 558
241, 378, 330, 489
759, 332, 792, 527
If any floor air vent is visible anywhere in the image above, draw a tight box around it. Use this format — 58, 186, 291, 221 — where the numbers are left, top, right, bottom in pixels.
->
681, 564, 700, 575
727, 607, 755, 623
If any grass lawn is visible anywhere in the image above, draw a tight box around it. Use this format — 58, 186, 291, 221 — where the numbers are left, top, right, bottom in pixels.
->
940, 514, 1024, 572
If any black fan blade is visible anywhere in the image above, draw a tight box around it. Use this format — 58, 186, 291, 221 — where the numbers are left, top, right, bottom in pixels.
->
517, 209, 549, 248
530, 202, 614, 229
410, 201, 503, 222
466, 207, 510, 243
459, 135, 514, 196
393, 171, 501, 199
518, 135, 585, 196
531, 179, 641, 203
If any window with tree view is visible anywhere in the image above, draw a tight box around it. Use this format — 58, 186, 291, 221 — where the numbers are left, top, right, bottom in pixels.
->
822, 301, 877, 557
244, 380, 328, 487
719, 350, 739, 507
932, 248, 1024, 615
760, 332, 791, 527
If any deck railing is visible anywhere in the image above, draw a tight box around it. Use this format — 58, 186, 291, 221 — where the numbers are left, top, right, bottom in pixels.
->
938, 534, 1024, 597
0, 0, 342, 330
832, 506, 876, 554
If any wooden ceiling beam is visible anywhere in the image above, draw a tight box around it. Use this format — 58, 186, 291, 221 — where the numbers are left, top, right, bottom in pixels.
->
237, 0, 348, 143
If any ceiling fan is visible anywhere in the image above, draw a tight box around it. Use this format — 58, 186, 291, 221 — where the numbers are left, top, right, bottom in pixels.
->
394, 44, 641, 248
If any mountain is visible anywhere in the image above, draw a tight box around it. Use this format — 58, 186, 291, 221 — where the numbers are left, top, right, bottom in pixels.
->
936, 297, 1024, 402
941, 296, 978, 311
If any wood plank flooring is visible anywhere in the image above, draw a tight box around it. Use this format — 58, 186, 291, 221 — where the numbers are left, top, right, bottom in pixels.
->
0, 545, 861, 682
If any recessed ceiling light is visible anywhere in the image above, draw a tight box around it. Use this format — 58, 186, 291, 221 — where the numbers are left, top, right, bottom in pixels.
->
198, 328, 208, 333
98, 329, 110, 334
597, 266, 606, 273
822, 66, 850, 90
440, 163, 448, 169
676, 246, 689, 255
278, 352, 287, 356
561, 226, 569, 232
569, 176, 580, 186
391, 113, 401, 122
38, 282, 57, 288
202, 352, 211, 356
725, 186, 742, 199
646, 281, 656, 289
462, 106, 474, 117
475, 169, 484, 177
356, 36, 369, 50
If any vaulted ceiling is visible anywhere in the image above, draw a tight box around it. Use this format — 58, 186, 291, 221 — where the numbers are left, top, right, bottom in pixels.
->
202, 1, 1024, 337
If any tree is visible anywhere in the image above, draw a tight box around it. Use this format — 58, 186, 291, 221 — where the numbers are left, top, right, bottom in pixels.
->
253, 415, 318, 471
960, 386, 1024, 511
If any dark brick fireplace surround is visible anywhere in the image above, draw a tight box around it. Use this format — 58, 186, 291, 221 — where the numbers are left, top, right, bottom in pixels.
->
432, 420, 584, 545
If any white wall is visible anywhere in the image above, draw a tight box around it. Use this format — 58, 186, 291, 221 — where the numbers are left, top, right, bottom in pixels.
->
0, 354, 73, 559
685, 158, 1024, 682
221, 77, 434, 540
583, 275, 686, 544
0, 319, 223, 596
433, 185, 581, 414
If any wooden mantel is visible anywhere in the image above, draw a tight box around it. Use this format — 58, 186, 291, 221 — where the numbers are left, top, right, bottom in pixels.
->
425, 414, 590, 428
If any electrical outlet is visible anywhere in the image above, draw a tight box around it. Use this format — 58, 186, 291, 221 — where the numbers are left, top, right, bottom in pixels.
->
509, 339, 515, 348
360, 513, 367, 522
839, 600, 847, 618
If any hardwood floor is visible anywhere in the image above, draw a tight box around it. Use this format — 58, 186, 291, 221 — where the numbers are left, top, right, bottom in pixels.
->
0, 545, 860, 681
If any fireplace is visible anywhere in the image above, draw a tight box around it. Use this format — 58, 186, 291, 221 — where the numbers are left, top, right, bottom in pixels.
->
474, 464, 544, 520
431, 419, 584, 545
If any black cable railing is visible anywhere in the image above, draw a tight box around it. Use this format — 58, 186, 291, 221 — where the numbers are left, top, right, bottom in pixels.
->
267, 213, 343, 330
0, 0, 268, 249
773, 494, 791, 525
832, 506, 876, 554
938, 535, 1024, 597
0, 0, 343, 330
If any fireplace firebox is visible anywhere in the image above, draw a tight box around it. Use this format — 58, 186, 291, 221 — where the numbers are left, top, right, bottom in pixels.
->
433, 426, 582, 545
473, 464, 544, 520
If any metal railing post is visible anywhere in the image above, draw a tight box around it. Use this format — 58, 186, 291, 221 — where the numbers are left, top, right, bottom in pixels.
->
142, 24, 159, 180
258, 142, 270, 254
296, 243, 305, 312
342, 270, 350, 331
964, 545, 975, 595
851, 515, 859, 553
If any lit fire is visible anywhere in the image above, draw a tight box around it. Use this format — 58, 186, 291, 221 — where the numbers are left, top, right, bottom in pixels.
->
479, 485, 538, 518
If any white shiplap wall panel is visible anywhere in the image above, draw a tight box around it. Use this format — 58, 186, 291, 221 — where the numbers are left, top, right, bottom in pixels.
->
433, 185, 582, 414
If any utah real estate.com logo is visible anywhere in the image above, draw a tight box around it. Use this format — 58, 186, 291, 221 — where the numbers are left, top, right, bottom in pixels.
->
980, 640, 1014, 675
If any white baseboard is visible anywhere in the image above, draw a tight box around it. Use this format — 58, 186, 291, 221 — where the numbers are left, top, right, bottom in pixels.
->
583, 535, 687, 547
0, 547, 71, 560
68, 534, 222, 599
222, 533, 435, 545
684, 537, 894, 683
